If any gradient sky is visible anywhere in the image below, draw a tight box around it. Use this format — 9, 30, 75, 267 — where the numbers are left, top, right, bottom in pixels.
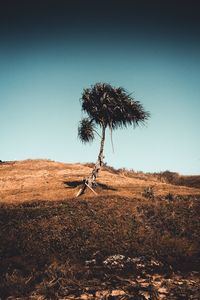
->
0, 0, 200, 174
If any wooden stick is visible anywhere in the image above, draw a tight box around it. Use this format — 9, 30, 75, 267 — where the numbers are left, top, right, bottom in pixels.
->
76, 188, 83, 197
85, 182, 98, 195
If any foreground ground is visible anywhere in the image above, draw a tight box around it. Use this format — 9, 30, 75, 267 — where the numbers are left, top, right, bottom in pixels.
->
0, 160, 200, 299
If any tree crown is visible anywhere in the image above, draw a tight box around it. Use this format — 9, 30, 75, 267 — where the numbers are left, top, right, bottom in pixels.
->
78, 82, 150, 143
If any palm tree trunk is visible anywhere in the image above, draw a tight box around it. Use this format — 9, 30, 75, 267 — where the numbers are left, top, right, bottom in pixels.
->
76, 126, 106, 197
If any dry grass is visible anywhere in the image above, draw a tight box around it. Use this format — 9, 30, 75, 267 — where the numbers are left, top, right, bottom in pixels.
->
1, 160, 200, 204
0, 160, 200, 299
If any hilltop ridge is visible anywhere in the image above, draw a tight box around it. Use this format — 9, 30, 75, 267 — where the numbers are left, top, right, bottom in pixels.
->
0, 159, 200, 204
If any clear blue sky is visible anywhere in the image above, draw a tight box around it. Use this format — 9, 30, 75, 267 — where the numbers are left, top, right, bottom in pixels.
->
0, 1, 200, 174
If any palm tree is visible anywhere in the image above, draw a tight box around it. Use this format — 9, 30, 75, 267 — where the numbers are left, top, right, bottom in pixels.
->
77, 82, 150, 196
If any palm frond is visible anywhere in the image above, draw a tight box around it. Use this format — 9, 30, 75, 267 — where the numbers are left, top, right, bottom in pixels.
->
81, 83, 150, 130
78, 118, 95, 143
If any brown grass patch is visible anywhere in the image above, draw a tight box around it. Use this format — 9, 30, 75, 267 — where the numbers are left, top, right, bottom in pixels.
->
1, 160, 200, 298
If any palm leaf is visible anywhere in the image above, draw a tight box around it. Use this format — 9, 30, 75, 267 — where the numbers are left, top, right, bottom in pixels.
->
81, 83, 150, 129
78, 118, 95, 143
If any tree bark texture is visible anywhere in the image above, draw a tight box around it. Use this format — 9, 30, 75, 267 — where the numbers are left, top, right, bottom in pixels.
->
76, 126, 106, 197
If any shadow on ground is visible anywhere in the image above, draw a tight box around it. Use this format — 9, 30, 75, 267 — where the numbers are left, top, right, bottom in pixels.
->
64, 180, 117, 191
